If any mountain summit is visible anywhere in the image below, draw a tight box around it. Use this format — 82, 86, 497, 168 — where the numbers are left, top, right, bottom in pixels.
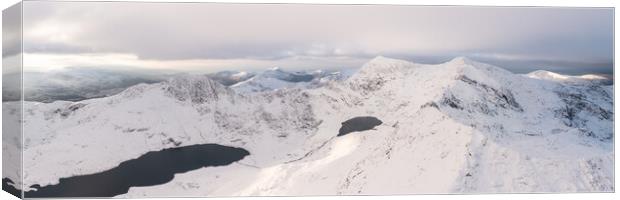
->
164, 74, 232, 104
527, 70, 613, 85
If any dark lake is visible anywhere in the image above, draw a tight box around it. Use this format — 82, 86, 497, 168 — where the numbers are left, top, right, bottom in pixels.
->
23, 144, 250, 198
338, 116, 383, 136
2, 178, 21, 198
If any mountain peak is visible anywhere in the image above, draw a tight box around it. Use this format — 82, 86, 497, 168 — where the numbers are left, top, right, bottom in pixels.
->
365, 56, 412, 65
446, 56, 475, 65
347, 56, 418, 92
527, 70, 613, 85
527, 70, 567, 80
358, 56, 417, 73
166, 74, 223, 89
164, 74, 231, 104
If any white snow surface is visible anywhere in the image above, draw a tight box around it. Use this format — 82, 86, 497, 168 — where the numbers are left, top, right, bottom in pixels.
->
5, 56, 613, 196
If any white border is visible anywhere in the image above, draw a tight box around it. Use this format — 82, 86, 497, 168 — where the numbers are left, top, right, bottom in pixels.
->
1, 1, 617, 200
4, 0, 619, 7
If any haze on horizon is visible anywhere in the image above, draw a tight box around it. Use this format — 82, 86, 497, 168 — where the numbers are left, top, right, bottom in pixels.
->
6, 1, 614, 75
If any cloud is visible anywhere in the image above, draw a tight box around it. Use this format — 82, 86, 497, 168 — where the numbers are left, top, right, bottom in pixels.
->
21, 2, 613, 73
2, 2, 22, 58
23, 53, 368, 73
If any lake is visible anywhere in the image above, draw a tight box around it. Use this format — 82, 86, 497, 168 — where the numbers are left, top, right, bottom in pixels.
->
338, 116, 383, 136
24, 143, 250, 197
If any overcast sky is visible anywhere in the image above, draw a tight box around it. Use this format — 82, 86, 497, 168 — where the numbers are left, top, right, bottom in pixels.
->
14, 1, 614, 74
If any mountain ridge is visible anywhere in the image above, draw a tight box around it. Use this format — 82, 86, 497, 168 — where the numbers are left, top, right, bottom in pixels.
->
3, 56, 613, 196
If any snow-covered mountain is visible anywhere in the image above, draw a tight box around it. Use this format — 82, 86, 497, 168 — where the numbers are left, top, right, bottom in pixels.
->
231, 67, 355, 93
526, 70, 613, 85
206, 71, 255, 86
4, 56, 613, 196
5, 67, 354, 104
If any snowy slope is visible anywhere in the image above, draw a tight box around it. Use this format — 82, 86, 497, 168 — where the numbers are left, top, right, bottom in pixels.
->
5, 56, 613, 196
